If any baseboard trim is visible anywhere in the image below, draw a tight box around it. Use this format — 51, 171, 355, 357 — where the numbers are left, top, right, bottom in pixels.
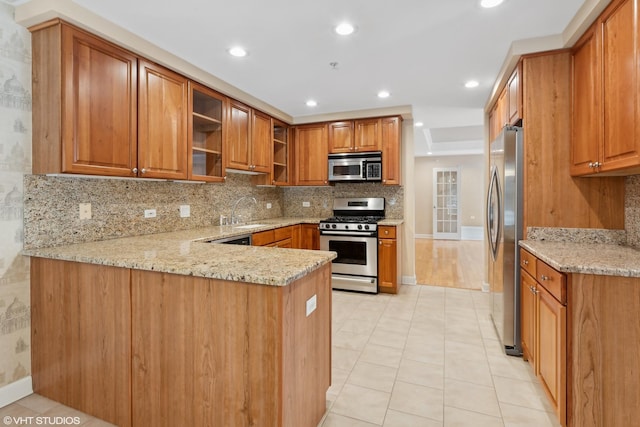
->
415, 234, 433, 239
461, 226, 483, 241
0, 376, 32, 408
402, 275, 417, 285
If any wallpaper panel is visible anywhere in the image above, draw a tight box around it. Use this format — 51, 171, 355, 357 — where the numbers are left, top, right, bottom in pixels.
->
0, 2, 31, 388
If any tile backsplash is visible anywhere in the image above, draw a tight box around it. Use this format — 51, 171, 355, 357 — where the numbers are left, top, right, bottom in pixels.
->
625, 175, 640, 248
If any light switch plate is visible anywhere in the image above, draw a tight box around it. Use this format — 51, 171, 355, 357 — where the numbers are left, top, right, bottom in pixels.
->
306, 294, 317, 317
266, 203, 272, 209
79, 203, 91, 220
302, 201, 311, 207
179, 205, 190, 218
144, 209, 156, 218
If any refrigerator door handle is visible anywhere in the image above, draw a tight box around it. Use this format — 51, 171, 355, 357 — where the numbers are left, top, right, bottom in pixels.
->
486, 166, 501, 261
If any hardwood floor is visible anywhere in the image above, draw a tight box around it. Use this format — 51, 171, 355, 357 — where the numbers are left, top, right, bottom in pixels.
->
415, 238, 484, 290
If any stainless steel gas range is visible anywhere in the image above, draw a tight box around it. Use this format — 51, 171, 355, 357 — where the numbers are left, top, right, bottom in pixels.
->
319, 197, 384, 294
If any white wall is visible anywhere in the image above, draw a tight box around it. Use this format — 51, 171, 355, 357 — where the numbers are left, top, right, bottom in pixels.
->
414, 154, 485, 238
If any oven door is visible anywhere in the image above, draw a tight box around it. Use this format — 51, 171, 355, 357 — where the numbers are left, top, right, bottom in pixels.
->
320, 232, 378, 293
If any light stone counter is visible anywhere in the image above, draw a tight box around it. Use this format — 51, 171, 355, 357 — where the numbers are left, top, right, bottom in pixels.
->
378, 218, 404, 226
23, 218, 335, 286
519, 240, 640, 277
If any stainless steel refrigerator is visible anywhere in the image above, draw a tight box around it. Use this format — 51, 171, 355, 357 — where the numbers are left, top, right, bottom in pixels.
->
486, 126, 523, 356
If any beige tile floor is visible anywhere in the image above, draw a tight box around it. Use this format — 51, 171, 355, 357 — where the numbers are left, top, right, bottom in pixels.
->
0, 285, 559, 427
319, 285, 560, 427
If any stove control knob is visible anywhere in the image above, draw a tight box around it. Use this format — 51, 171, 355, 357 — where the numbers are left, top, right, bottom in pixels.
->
358, 224, 363, 230
365, 224, 370, 230
344, 225, 349, 230
331, 224, 337, 229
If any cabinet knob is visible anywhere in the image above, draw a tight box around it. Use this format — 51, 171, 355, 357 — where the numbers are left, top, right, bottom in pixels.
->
594, 162, 602, 168
379, 240, 382, 245
132, 167, 138, 174
523, 260, 529, 265
540, 275, 549, 281
384, 230, 389, 235
140, 168, 147, 174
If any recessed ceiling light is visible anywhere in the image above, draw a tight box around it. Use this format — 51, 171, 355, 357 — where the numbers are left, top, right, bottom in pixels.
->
228, 46, 247, 57
377, 90, 390, 99
415, 122, 424, 127
335, 22, 355, 36
480, 0, 504, 8
427, 152, 433, 155
306, 100, 318, 107
465, 80, 480, 88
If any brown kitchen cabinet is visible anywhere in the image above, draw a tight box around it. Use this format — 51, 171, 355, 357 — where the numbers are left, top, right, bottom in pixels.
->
571, 0, 640, 176
188, 82, 226, 182
252, 226, 296, 248
328, 121, 354, 153
507, 62, 522, 125
31, 20, 190, 180
138, 59, 189, 179
226, 100, 272, 173
298, 223, 320, 250
294, 123, 329, 185
381, 116, 402, 185
31, 20, 138, 177
488, 88, 507, 142
328, 118, 382, 153
519, 249, 567, 426
378, 225, 401, 294
272, 119, 290, 185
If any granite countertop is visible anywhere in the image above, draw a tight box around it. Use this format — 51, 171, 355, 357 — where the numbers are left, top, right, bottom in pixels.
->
23, 218, 336, 287
519, 240, 640, 277
378, 218, 404, 226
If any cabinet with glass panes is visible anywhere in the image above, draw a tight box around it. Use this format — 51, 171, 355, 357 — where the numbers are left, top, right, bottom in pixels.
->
272, 119, 289, 185
188, 82, 226, 181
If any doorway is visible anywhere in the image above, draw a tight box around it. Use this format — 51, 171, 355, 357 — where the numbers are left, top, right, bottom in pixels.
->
432, 167, 460, 240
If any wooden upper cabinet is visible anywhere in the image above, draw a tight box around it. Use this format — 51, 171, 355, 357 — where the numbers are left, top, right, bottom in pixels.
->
600, 0, 640, 172
507, 62, 522, 125
489, 88, 507, 142
226, 100, 272, 173
571, 0, 640, 176
226, 100, 252, 171
328, 121, 354, 153
251, 110, 272, 173
571, 24, 601, 176
138, 60, 188, 179
31, 21, 138, 176
354, 118, 382, 152
295, 124, 329, 185
381, 116, 402, 185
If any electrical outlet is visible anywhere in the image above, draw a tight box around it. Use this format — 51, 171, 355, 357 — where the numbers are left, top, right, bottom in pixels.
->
79, 203, 92, 220
266, 203, 272, 209
144, 209, 156, 218
179, 205, 190, 218
302, 201, 311, 207
306, 294, 317, 317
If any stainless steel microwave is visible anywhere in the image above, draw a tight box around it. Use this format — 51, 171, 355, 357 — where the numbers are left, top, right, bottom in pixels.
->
328, 152, 382, 182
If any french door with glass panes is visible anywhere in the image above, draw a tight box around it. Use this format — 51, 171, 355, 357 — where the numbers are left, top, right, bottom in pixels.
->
433, 167, 460, 240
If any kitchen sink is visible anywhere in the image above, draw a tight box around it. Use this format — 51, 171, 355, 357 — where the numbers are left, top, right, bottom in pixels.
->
233, 224, 266, 229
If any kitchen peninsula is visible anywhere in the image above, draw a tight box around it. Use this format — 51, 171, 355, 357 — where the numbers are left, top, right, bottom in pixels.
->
24, 222, 336, 427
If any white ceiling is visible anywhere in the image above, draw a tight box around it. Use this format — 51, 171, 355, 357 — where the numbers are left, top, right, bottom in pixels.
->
13, 0, 589, 155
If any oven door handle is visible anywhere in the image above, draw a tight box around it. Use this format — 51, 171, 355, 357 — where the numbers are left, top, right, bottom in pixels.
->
319, 231, 377, 237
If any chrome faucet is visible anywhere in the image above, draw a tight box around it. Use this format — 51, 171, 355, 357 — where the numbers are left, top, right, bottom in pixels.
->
231, 196, 257, 225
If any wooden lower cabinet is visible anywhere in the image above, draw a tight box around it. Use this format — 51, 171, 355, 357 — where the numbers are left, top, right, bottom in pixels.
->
378, 225, 401, 294
520, 269, 537, 368
31, 258, 132, 427
299, 223, 320, 250
520, 249, 640, 426
252, 225, 295, 247
537, 283, 566, 424
31, 258, 332, 427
